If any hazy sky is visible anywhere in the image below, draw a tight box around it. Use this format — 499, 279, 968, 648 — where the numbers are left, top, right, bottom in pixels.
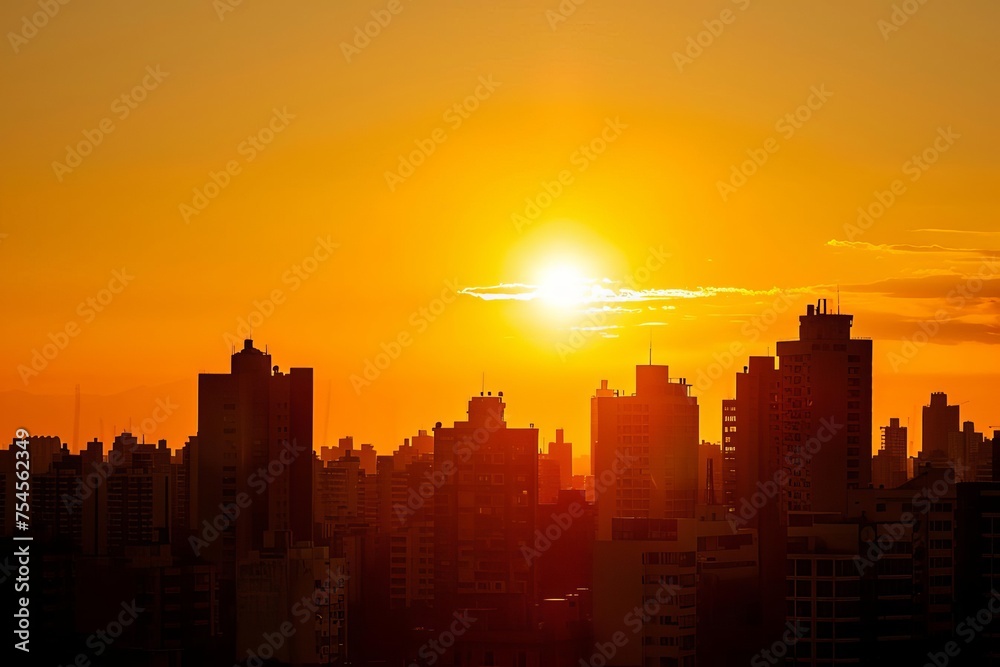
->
2, 0, 999, 462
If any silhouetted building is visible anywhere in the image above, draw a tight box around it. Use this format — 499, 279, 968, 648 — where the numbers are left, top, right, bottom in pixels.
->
776, 300, 872, 514
955, 482, 1000, 665
722, 398, 737, 510
695, 504, 759, 665
534, 489, 595, 602
731, 356, 785, 639
236, 541, 346, 665
548, 428, 573, 490
192, 339, 314, 652
948, 421, 984, 481
593, 517, 698, 666
433, 393, 538, 636
538, 454, 561, 504
872, 417, 908, 489
922, 391, 960, 457
785, 515, 863, 665
592, 365, 699, 540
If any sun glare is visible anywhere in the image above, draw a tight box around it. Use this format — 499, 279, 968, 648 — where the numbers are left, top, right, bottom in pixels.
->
536, 262, 591, 308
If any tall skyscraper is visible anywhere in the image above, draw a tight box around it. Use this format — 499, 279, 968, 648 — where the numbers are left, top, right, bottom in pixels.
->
193, 339, 314, 574
922, 391, 960, 456
433, 393, 538, 630
733, 356, 782, 528
192, 339, 315, 655
776, 300, 872, 514
591, 365, 699, 539
732, 355, 784, 638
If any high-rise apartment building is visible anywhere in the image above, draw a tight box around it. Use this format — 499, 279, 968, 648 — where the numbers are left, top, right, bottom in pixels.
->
433, 393, 538, 630
591, 365, 699, 539
776, 301, 872, 514
193, 339, 314, 570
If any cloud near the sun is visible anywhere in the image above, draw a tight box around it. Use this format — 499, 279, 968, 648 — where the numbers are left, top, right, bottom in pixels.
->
458, 282, 801, 304
826, 239, 1000, 260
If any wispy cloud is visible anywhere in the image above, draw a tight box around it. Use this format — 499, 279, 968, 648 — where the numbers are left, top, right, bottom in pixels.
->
841, 274, 1000, 302
827, 239, 1000, 259
908, 228, 1000, 236
459, 282, 799, 304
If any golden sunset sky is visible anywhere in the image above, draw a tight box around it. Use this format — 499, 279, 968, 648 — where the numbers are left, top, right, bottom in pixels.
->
2, 0, 999, 462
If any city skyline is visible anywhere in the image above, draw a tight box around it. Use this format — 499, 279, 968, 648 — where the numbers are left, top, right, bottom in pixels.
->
7, 315, 997, 664
4, 307, 998, 468
3, 1, 999, 664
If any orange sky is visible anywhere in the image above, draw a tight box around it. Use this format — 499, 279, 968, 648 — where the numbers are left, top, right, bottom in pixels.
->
2, 1, 999, 463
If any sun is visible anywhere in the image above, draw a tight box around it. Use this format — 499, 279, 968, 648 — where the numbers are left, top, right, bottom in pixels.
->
536, 262, 592, 308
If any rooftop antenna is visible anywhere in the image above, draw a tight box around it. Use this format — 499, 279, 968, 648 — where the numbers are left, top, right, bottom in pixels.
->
322, 379, 332, 448
837, 285, 841, 314
73, 384, 80, 450
649, 329, 652, 365
482, 372, 485, 395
